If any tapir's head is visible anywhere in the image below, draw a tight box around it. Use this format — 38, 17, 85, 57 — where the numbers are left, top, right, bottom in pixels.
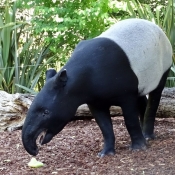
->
22, 68, 74, 156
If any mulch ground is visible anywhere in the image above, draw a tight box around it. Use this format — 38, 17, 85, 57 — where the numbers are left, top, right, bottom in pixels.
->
0, 117, 175, 175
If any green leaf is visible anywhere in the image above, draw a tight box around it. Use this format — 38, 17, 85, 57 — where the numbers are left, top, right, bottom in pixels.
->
15, 84, 37, 95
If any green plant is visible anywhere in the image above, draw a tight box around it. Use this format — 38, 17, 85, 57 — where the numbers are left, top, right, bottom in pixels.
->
0, 2, 20, 93
1, 0, 111, 94
15, 37, 56, 94
0, 1, 56, 94
22, 0, 110, 67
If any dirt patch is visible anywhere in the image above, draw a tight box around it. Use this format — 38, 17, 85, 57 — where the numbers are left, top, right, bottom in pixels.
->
0, 117, 175, 175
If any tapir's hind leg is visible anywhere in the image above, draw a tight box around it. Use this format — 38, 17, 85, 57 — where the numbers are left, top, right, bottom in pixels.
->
138, 96, 147, 128
88, 104, 115, 157
143, 69, 170, 139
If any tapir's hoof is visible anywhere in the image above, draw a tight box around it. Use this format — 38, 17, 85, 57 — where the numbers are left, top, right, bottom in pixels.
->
129, 142, 147, 151
97, 149, 115, 158
143, 133, 155, 140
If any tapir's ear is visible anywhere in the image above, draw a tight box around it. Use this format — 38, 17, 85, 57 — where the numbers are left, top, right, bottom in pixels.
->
59, 69, 68, 82
46, 69, 57, 82
55, 69, 68, 87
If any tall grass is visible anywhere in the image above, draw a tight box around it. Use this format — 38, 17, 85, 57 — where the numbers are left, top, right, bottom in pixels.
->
0, 1, 56, 94
0, 2, 16, 93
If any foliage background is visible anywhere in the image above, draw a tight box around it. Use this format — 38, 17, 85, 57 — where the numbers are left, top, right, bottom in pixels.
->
0, 0, 174, 93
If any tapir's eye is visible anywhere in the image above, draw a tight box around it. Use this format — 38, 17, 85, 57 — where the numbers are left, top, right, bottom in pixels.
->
43, 110, 49, 115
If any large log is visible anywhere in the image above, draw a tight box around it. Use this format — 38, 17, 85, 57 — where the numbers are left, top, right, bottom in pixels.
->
0, 91, 34, 132
0, 88, 174, 131
74, 88, 175, 119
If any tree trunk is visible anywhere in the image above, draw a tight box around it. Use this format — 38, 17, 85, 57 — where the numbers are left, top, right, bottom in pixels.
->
0, 88, 175, 131
0, 91, 35, 132
74, 88, 175, 120
156, 88, 175, 118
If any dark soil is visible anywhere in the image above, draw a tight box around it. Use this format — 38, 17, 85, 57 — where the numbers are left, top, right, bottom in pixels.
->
0, 117, 175, 175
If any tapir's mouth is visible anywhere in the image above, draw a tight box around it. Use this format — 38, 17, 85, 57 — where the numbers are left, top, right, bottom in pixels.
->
22, 122, 66, 156
37, 129, 54, 146
37, 130, 47, 145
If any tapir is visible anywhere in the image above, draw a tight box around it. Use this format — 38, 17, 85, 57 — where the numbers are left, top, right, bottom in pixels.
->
22, 18, 172, 157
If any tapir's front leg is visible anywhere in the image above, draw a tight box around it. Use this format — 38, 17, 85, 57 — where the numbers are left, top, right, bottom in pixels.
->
88, 104, 115, 157
121, 94, 147, 150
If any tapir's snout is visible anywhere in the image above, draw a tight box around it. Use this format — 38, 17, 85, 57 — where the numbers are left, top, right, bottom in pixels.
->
22, 123, 55, 155
22, 126, 40, 156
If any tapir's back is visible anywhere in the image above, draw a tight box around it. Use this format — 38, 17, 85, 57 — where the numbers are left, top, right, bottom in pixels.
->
98, 18, 172, 95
